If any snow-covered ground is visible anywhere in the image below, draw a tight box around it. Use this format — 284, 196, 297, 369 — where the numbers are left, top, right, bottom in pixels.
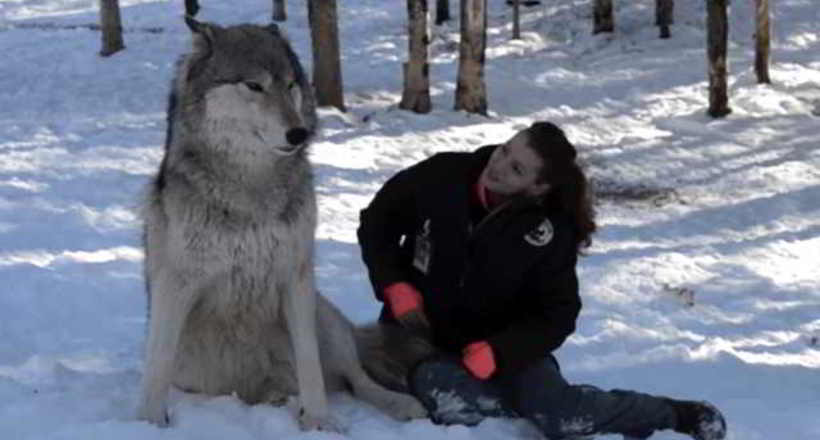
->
1, 0, 818, 438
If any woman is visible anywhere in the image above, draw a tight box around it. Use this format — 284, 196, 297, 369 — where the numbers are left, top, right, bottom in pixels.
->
357, 122, 726, 440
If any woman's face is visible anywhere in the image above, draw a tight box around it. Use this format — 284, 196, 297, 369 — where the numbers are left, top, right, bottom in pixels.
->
480, 131, 550, 197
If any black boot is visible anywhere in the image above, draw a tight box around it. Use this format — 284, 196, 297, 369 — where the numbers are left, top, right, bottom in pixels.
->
666, 399, 727, 440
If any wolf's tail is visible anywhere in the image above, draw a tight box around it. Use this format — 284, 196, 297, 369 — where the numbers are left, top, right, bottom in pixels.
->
354, 322, 438, 393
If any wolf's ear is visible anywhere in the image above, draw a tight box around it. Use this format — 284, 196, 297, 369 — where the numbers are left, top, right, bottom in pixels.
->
184, 15, 207, 33
185, 16, 214, 53
266, 22, 290, 42
266, 23, 289, 41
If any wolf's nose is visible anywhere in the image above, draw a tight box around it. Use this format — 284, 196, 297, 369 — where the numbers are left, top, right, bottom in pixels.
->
286, 128, 309, 146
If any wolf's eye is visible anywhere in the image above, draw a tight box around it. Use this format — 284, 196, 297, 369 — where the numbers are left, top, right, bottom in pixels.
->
243, 81, 265, 93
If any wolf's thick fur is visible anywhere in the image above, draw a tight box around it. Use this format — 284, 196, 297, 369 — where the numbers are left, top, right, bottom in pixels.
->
355, 323, 438, 393
137, 18, 425, 431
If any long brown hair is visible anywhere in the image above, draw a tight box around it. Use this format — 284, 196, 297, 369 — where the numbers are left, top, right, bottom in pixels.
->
525, 122, 596, 252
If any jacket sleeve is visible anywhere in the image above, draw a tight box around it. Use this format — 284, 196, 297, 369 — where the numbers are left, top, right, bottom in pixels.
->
486, 222, 582, 374
357, 163, 423, 302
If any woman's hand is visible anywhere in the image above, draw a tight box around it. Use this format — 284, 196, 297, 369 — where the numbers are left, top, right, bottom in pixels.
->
384, 282, 431, 333
462, 341, 496, 379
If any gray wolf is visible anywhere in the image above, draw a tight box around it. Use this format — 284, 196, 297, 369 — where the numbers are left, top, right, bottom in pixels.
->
136, 17, 425, 432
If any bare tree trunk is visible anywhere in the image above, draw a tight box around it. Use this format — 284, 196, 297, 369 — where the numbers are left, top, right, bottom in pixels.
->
454, 0, 488, 115
755, 0, 771, 84
400, 0, 432, 113
273, 0, 287, 22
512, 0, 521, 40
435, 0, 450, 25
308, 0, 345, 111
185, 0, 199, 16
271, 0, 288, 21
593, 0, 614, 34
656, 0, 673, 39
707, 0, 731, 118
99, 0, 124, 57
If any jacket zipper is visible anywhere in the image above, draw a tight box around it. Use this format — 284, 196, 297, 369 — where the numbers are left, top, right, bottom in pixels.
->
459, 199, 515, 288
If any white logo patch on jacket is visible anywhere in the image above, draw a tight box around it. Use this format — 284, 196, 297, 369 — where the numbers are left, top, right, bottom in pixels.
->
524, 218, 554, 247
413, 219, 433, 273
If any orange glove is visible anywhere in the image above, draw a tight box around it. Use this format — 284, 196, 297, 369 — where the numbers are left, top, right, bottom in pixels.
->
462, 341, 496, 380
383, 282, 424, 319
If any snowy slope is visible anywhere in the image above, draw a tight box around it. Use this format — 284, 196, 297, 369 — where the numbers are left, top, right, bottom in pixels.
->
0, 0, 818, 439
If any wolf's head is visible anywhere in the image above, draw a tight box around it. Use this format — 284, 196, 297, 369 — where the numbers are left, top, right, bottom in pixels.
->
170, 18, 317, 158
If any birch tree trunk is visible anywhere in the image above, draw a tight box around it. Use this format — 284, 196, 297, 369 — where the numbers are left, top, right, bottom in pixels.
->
707, 0, 731, 118
512, 0, 521, 40
400, 0, 432, 113
308, 0, 345, 111
755, 0, 771, 84
99, 0, 124, 57
593, 0, 614, 34
454, 0, 487, 115
273, 0, 287, 22
435, 0, 450, 25
656, 0, 673, 39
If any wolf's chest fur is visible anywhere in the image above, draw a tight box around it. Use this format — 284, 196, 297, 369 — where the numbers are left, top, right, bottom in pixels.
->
161, 186, 316, 320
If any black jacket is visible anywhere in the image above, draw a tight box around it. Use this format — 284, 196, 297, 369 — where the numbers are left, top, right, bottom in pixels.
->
357, 145, 581, 374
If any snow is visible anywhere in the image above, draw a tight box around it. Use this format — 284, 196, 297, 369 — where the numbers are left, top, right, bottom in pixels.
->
1, 0, 818, 439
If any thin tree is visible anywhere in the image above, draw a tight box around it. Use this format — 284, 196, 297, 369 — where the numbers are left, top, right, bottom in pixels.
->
308, 0, 345, 111
754, 0, 771, 84
273, 0, 286, 22
99, 0, 124, 56
512, 0, 521, 40
454, 0, 488, 115
656, 0, 673, 39
593, 0, 614, 34
185, 0, 199, 16
707, 0, 731, 117
435, 0, 450, 25
400, 0, 432, 113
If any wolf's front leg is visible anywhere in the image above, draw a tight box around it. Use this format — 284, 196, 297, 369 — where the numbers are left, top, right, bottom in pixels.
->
137, 271, 198, 426
283, 272, 342, 432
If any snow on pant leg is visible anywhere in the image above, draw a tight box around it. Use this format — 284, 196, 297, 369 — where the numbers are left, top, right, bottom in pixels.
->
497, 356, 677, 439
408, 354, 516, 426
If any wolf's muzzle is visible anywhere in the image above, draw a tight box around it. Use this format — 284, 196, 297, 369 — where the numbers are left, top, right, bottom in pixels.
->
274, 128, 310, 155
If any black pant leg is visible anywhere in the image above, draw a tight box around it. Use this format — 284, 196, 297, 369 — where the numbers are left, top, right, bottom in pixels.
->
496, 355, 677, 439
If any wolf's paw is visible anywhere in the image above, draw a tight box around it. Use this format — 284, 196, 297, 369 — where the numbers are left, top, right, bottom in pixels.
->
382, 392, 428, 421
297, 408, 344, 433
137, 404, 170, 427
262, 390, 290, 407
